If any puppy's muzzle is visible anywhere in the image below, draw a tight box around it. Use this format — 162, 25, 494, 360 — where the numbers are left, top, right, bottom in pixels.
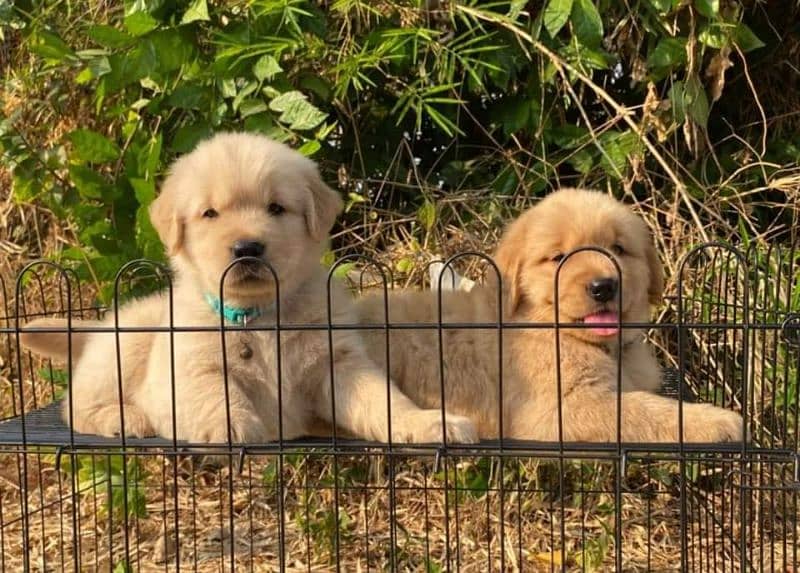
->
587, 277, 618, 303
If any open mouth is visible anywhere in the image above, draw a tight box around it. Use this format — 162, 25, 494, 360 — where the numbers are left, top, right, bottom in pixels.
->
576, 310, 621, 337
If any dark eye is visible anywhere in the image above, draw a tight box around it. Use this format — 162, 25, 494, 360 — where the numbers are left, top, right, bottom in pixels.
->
551, 253, 565, 263
267, 202, 285, 216
202, 208, 218, 219
612, 243, 625, 255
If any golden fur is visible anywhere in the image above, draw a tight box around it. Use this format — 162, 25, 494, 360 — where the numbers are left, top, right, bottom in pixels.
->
20, 132, 477, 445
356, 189, 744, 442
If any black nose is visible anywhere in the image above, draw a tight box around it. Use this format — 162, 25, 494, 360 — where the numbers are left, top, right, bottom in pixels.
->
232, 240, 265, 259
587, 277, 618, 302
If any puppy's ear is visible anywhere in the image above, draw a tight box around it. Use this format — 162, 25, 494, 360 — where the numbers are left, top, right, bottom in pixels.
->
644, 236, 664, 305
493, 219, 526, 316
304, 167, 343, 242
149, 174, 184, 256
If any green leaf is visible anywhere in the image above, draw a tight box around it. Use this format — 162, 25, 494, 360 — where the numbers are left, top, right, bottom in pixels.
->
668, 78, 709, 128
76, 57, 111, 84
124, 11, 158, 36
243, 112, 275, 135
598, 131, 640, 178
668, 80, 687, 124
568, 149, 594, 174
549, 124, 590, 148
239, 99, 268, 118
685, 76, 710, 128
232, 81, 258, 112
69, 165, 108, 199
170, 122, 213, 153
732, 24, 765, 52
146, 28, 197, 74
647, 0, 672, 13
396, 257, 414, 274
492, 167, 519, 196
571, 0, 603, 48
181, 0, 210, 24
298, 140, 321, 156
125, 0, 166, 16
570, 46, 613, 69
112, 561, 132, 573
87, 25, 134, 49
491, 96, 531, 135
417, 200, 436, 231
68, 129, 120, 163
694, 0, 719, 18
29, 30, 75, 62
543, 0, 574, 38
253, 55, 283, 82
298, 74, 332, 102
129, 177, 155, 206
332, 262, 356, 279
269, 91, 327, 131
647, 37, 687, 69
102, 28, 195, 92
167, 84, 207, 110
698, 25, 727, 48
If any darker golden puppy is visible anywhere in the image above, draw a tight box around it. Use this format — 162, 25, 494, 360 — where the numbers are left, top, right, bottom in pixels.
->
356, 188, 744, 442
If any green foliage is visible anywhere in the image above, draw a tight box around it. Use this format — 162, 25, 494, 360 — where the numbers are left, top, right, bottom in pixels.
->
56, 453, 149, 520
0, 0, 794, 299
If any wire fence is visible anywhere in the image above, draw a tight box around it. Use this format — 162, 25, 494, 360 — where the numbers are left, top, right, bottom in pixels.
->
0, 242, 798, 571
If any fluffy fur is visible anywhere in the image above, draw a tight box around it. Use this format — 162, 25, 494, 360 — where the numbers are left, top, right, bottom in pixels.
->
20, 132, 477, 445
356, 188, 744, 442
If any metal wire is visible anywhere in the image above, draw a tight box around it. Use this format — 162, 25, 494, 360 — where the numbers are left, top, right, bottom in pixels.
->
0, 243, 798, 571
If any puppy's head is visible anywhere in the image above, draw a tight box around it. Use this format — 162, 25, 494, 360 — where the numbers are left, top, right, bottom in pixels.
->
149, 132, 342, 306
494, 188, 663, 345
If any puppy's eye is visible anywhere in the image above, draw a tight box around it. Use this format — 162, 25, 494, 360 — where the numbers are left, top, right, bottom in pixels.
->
612, 243, 625, 255
267, 202, 285, 216
551, 253, 565, 263
202, 208, 218, 219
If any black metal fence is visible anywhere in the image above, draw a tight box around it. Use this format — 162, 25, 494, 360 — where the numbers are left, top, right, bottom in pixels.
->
0, 242, 798, 571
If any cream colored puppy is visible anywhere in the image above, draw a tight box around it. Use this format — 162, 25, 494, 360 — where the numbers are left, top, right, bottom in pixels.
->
21, 132, 477, 445
356, 189, 744, 443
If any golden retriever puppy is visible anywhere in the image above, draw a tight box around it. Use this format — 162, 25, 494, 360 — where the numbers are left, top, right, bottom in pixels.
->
20, 132, 477, 445
356, 188, 744, 442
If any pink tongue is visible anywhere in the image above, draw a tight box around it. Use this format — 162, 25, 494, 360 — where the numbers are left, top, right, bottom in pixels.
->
583, 311, 620, 336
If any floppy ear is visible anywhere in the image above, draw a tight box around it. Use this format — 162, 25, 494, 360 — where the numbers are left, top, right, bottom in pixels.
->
493, 219, 526, 316
148, 174, 184, 256
644, 235, 665, 305
304, 167, 343, 242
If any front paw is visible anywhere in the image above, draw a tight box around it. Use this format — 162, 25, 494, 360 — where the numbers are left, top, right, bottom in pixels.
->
69, 405, 155, 438
392, 410, 478, 444
194, 409, 267, 445
682, 405, 745, 443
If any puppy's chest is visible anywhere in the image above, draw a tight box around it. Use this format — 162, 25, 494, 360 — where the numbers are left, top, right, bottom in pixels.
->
221, 329, 324, 387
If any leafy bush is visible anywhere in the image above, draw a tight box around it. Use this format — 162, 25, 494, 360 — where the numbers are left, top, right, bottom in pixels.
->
1, 1, 798, 296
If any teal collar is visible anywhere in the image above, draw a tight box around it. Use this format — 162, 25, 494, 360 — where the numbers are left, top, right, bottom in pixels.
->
204, 293, 263, 325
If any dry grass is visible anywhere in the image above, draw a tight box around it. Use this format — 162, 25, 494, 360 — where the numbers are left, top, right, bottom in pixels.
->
1, 450, 796, 571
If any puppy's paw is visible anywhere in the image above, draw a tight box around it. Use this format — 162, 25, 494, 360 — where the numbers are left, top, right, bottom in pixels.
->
194, 409, 267, 445
70, 405, 155, 438
391, 410, 478, 444
120, 408, 156, 438
682, 405, 745, 443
